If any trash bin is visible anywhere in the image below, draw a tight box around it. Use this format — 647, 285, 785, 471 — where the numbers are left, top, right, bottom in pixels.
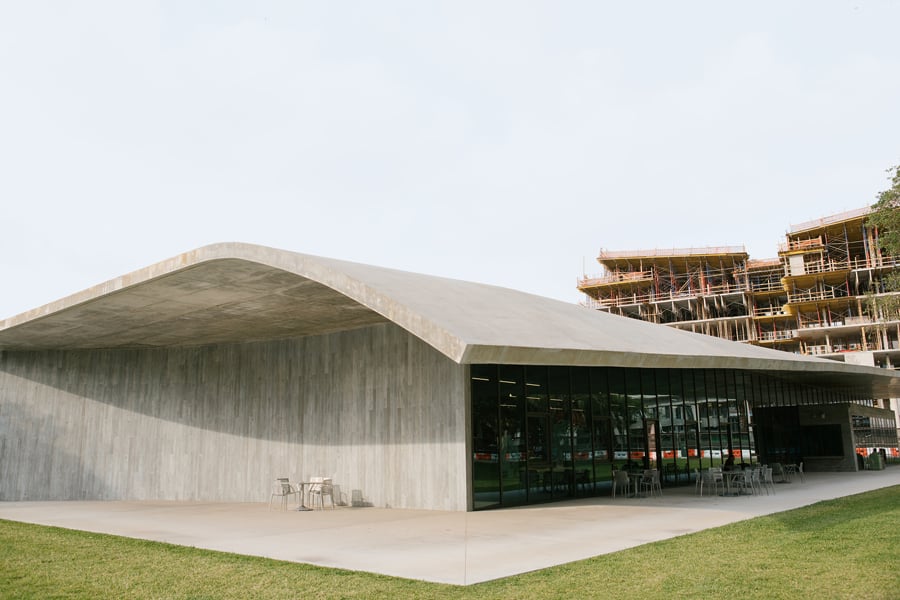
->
867, 452, 884, 470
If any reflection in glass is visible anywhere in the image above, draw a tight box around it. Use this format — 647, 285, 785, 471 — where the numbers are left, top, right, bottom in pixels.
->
471, 365, 500, 509
526, 414, 549, 500
571, 369, 593, 494
498, 365, 525, 505
608, 368, 628, 466
471, 364, 877, 509
548, 367, 572, 499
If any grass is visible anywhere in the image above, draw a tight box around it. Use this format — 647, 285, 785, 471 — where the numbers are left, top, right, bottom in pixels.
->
2, 486, 899, 599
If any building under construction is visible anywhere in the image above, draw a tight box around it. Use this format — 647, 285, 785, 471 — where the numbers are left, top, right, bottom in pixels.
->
579, 206, 900, 368
578, 206, 900, 459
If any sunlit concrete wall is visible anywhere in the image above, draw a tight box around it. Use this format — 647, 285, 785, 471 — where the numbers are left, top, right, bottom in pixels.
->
0, 323, 469, 510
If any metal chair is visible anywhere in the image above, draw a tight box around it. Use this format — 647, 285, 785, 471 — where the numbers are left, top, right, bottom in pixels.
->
308, 477, 335, 509
747, 467, 762, 495
639, 469, 662, 497
611, 469, 631, 498
698, 468, 724, 496
735, 469, 755, 495
772, 462, 787, 483
760, 466, 776, 495
268, 478, 299, 510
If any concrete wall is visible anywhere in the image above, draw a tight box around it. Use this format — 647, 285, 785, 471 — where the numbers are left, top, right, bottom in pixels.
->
798, 403, 895, 472
0, 323, 469, 510
798, 404, 857, 472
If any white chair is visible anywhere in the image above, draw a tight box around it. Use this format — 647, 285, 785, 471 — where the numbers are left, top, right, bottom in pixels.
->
772, 462, 786, 483
735, 469, 755, 495
797, 461, 805, 483
305, 476, 323, 504
640, 469, 662, 497
747, 467, 762, 495
269, 478, 298, 510
611, 469, 630, 498
760, 466, 776, 495
308, 476, 335, 510
698, 468, 724, 497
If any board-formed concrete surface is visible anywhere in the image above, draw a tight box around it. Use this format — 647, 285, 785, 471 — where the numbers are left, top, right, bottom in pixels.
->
1, 469, 897, 585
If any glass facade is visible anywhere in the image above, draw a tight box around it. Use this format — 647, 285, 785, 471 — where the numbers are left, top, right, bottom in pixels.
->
470, 364, 874, 510
852, 414, 898, 454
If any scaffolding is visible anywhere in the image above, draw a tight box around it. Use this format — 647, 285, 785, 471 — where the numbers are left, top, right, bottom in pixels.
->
578, 205, 900, 364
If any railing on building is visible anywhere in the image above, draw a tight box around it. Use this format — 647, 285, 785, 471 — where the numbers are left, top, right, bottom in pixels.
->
579, 284, 750, 309
845, 316, 874, 326
788, 206, 871, 234
752, 307, 788, 317
779, 237, 824, 253
597, 245, 747, 259
786, 288, 847, 304
782, 254, 900, 277
757, 329, 798, 342
748, 280, 785, 293
798, 318, 845, 329
578, 270, 653, 286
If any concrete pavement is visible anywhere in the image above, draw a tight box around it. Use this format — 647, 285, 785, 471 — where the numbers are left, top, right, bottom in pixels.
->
1, 468, 898, 585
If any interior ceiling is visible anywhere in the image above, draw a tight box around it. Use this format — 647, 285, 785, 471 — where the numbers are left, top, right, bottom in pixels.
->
0, 259, 388, 350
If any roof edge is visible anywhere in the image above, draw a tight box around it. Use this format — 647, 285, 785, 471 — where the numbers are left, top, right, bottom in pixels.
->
0, 242, 469, 363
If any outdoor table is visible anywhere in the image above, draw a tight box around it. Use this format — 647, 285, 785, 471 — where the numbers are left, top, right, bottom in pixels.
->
294, 482, 314, 511
722, 470, 744, 496
783, 464, 797, 482
627, 471, 645, 497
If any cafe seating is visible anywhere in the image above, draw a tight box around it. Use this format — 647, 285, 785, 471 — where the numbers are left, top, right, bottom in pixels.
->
611, 469, 631, 498
771, 462, 787, 483
697, 467, 724, 496
269, 478, 299, 510
748, 468, 763, 495
308, 476, 335, 510
734, 469, 756, 495
639, 469, 662, 497
759, 466, 776, 495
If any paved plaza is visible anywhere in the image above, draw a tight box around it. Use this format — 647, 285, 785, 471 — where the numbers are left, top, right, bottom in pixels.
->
1, 468, 898, 585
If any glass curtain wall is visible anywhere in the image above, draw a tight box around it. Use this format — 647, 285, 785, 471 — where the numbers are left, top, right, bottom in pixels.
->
470, 364, 879, 509
472, 365, 771, 510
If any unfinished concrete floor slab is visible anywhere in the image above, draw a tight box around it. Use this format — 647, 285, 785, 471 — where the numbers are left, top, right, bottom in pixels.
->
1, 469, 898, 585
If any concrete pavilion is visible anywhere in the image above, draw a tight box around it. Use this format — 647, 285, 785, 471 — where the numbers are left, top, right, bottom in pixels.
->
1, 243, 898, 511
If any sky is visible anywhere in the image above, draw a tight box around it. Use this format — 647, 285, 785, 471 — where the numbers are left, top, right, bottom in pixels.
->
2, 1, 899, 319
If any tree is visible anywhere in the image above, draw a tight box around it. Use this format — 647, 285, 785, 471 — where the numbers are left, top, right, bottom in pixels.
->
868, 165, 900, 254
865, 165, 900, 319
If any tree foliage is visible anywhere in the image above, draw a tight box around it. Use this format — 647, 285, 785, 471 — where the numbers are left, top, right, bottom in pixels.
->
865, 165, 900, 318
868, 164, 900, 254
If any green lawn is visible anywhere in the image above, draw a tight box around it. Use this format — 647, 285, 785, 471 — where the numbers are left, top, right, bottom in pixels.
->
2, 486, 899, 599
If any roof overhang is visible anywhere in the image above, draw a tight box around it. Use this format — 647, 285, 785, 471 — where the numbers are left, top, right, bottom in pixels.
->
0, 257, 387, 349
2, 243, 899, 399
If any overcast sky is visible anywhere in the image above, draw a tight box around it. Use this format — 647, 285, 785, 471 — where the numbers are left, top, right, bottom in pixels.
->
2, 1, 899, 319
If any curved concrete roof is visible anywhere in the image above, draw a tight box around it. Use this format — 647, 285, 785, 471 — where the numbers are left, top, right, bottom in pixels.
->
2, 242, 899, 396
